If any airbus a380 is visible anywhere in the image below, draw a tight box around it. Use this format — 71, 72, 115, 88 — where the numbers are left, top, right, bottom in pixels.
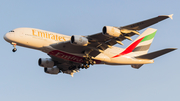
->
4, 14, 176, 76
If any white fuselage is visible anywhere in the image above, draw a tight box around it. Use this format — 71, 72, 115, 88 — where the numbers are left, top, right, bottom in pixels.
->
4, 28, 154, 65
4, 28, 70, 49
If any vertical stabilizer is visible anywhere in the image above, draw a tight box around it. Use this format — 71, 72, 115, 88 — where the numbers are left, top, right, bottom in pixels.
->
132, 28, 157, 55
112, 28, 157, 58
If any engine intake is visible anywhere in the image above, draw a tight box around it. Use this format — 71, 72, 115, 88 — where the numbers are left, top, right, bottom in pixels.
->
70, 35, 89, 46
102, 26, 122, 37
38, 58, 54, 68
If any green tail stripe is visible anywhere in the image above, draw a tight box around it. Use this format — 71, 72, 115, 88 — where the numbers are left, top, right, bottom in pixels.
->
140, 31, 157, 43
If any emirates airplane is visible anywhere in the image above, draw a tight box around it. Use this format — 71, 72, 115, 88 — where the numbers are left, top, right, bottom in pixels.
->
4, 14, 176, 76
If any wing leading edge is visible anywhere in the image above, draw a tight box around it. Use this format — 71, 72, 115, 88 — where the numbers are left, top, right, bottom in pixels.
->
120, 14, 173, 31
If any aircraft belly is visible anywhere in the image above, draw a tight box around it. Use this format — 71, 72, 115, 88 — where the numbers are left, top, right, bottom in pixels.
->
106, 56, 154, 65
46, 49, 102, 64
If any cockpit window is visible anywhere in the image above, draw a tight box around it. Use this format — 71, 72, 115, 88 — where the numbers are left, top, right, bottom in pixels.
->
9, 30, 14, 32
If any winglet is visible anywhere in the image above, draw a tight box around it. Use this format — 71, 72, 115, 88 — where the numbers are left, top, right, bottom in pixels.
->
161, 14, 173, 20
168, 14, 173, 20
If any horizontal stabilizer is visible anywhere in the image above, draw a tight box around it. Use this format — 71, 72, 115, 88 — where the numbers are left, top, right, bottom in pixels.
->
135, 48, 177, 59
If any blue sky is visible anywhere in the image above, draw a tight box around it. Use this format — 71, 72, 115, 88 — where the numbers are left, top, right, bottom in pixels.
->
0, 0, 179, 101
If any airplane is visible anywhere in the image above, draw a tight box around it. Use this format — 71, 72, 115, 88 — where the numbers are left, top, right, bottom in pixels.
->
4, 14, 176, 77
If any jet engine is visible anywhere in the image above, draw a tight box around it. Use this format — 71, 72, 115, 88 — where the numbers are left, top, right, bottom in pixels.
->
70, 35, 89, 46
102, 26, 122, 37
38, 58, 54, 68
44, 66, 60, 74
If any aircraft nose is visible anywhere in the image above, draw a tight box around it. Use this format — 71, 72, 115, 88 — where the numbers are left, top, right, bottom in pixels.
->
4, 32, 13, 43
4, 33, 8, 41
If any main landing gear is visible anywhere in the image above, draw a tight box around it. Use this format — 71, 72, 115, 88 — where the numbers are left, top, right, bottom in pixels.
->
80, 50, 96, 69
12, 42, 17, 52
82, 56, 96, 69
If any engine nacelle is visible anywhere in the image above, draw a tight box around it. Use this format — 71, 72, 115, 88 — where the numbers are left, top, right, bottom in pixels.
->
70, 35, 89, 46
38, 58, 54, 68
102, 26, 122, 37
44, 66, 60, 74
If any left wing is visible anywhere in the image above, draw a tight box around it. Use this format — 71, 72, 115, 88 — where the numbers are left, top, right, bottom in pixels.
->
120, 14, 173, 30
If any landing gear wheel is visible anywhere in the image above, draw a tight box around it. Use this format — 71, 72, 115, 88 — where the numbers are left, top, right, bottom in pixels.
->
86, 65, 89, 68
83, 64, 86, 68
86, 61, 89, 64
12, 48, 17, 52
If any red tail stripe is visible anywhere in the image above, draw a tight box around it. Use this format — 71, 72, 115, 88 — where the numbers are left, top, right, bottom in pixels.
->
112, 37, 144, 58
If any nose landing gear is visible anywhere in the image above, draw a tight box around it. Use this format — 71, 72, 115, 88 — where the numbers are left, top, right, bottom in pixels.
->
12, 42, 17, 52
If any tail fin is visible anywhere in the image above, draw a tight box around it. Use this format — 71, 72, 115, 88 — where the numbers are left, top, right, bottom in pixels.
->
132, 28, 157, 55
112, 28, 157, 58
135, 48, 177, 59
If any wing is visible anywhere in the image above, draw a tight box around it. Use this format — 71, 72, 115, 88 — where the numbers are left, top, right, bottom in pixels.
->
50, 14, 173, 57
120, 14, 173, 31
